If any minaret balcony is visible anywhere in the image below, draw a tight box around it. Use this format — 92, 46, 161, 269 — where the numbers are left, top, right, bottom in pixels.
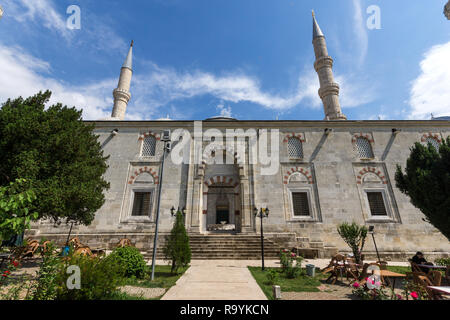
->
113, 88, 131, 102
318, 83, 340, 99
314, 56, 334, 71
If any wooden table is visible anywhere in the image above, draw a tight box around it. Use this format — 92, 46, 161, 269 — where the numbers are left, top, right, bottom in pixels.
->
427, 286, 450, 296
378, 270, 406, 289
418, 264, 447, 271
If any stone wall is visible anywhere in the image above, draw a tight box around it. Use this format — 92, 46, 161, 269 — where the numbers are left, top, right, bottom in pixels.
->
30, 120, 450, 260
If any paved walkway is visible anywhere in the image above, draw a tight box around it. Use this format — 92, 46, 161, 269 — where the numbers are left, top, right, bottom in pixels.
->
157, 259, 410, 300
161, 260, 267, 300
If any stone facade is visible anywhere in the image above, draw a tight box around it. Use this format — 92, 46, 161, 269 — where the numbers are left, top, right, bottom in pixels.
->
30, 119, 450, 260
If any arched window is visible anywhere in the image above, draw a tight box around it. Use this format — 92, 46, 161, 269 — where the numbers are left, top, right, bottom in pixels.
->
288, 137, 303, 159
425, 137, 440, 151
141, 135, 156, 157
355, 137, 374, 159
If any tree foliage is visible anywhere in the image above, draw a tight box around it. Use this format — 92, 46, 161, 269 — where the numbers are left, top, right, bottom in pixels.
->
337, 222, 368, 264
163, 211, 191, 274
395, 137, 450, 241
0, 91, 110, 226
0, 178, 37, 240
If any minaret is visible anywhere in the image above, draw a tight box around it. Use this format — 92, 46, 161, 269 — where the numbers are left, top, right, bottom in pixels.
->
111, 41, 133, 120
312, 11, 347, 121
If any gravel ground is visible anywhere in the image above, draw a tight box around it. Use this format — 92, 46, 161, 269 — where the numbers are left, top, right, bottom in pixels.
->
119, 286, 166, 299
282, 291, 351, 300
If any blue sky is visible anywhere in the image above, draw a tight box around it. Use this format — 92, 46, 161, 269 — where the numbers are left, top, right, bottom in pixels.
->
0, 0, 449, 121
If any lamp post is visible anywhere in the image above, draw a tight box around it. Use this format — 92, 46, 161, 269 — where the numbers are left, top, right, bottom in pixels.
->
254, 207, 270, 271
151, 130, 171, 281
368, 226, 381, 263
171, 206, 187, 218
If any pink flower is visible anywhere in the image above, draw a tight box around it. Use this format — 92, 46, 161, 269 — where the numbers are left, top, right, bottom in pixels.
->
375, 281, 381, 287
410, 292, 419, 299
353, 282, 360, 288
396, 294, 403, 300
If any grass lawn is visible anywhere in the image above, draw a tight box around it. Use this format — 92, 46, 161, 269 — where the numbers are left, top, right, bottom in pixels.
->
124, 265, 189, 289
386, 266, 411, 274
248, 267, 326, 300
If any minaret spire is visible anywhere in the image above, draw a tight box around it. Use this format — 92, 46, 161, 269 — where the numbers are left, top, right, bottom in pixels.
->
111, 41, 133, 120
312, 13, 347, 121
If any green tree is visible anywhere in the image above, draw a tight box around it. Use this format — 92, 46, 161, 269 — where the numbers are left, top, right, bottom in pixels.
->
0, 178, 37, 241
395, 137, 450, 241
0, 91, 110, 226
163, 210, 191, 274
337, 222, 368, 264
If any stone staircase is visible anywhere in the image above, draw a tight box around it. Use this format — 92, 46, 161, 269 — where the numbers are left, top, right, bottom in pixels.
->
144, 234, 282, 260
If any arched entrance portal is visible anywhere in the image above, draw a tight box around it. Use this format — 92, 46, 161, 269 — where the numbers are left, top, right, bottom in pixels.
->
202, 175, 242, 233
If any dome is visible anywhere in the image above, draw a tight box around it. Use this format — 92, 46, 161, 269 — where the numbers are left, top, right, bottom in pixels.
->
205, 116, 238, 121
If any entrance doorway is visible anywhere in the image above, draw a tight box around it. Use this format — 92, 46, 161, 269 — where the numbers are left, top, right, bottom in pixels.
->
216, 206, 230, 224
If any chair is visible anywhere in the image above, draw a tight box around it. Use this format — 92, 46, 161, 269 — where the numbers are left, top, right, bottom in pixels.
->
415, 274, 441, 300
41, 241, 52, 255
344, 257, 361, 285
20, 241, 40, 259
359, 263, 386, 286
68, 237, 82, 249
74, 246, 94, 257
428, 270, 442, 286
325, 254, 347, 285
117, 238, 133, 248
377, 261, 388, 270
322, 254, 345, 273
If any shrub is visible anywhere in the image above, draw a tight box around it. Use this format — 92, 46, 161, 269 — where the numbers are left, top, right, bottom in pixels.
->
266, 269, 279, 285
435, 257, 450, 266
337, 222, 368, 264
163, 210, 191, 274
55, 253, 125, 300
30, 241, 60, 300
108, 246, 146, 278
279, 249, 303, 279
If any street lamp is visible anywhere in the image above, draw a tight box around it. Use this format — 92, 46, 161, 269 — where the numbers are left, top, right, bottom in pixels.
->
254, 207, 270, 271
170, 206, 187, 217
368, 226, 381, 263
151, 129, 171, 281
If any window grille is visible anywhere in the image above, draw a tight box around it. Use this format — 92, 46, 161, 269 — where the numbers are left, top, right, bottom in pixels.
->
131, 192, 152, 216
367, 192, 387, 216
292, 192, 310, 216
425, 137, 440, 151
288, 137, 303, 158
355, 137, 374, 159
142, 136, 156, 157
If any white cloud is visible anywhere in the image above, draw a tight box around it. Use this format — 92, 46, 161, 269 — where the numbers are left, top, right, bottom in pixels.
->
216, 104, 232, 118
352, 0, 369, 66
2, 0, 127, 52
409, 41, 450, 119
0, 45, 375, 121
131, 64, 373, 114
3, 0, 70, 38
0, 44, 114, 119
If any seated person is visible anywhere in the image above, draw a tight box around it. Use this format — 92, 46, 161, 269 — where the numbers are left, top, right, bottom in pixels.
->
412, 252, 433, 272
